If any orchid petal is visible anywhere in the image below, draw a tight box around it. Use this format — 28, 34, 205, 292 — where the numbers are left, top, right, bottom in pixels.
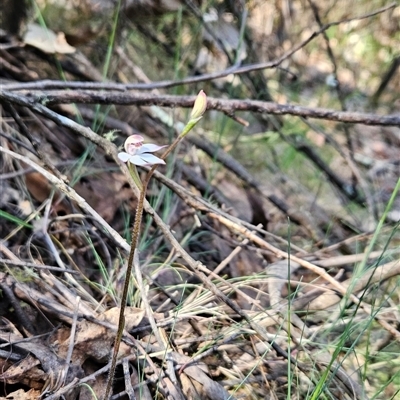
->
118, 152, 131, 162
129, 154, 166, 166
138, 144, 167, 153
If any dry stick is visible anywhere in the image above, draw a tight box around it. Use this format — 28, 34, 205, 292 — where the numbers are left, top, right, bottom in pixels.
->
18, 90, 400, 127
0, 257, 78, 274
3, 2, 396, 93
62, 296, 80, 389
150, 167, 307, 254
370, 55, 400, 106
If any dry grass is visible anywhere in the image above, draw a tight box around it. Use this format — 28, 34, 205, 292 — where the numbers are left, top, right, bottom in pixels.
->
0, 0, 399, 399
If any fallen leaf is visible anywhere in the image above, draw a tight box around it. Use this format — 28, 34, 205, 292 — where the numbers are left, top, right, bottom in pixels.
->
23, 23, 75, 54
0, 354, 44, 387
59, 307, 145, 364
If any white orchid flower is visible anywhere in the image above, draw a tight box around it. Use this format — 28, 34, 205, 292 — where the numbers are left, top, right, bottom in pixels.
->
118, 135, 166, 166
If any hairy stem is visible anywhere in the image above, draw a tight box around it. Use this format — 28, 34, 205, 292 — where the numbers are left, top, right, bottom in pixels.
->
103, 122, 200, 399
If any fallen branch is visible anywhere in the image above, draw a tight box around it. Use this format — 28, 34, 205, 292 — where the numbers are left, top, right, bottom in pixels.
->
2, 90, 398, 126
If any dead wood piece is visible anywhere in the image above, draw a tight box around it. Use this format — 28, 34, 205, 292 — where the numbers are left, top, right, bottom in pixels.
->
12, 90, 400, 127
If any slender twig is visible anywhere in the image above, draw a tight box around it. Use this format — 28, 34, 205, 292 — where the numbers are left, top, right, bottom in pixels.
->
0, 258, 79, 274
62, 296, 80, 388
370, 55, 400, 106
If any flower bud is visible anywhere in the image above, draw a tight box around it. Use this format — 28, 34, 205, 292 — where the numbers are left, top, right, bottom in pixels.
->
190, 90, 207, 120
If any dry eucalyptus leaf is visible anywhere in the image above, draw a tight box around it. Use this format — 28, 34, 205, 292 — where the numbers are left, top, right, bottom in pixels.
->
169, 352, 232, 400
0, 354, 44, 387
59, 307, 145, 364
23, 23, 75, 54
0, 330, 82, 395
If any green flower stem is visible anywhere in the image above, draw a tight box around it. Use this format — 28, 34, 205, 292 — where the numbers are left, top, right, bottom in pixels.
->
159, 117, 202, 163
180, 117, 202, 138
104, 117, 202, 399
128, 162, 143, 191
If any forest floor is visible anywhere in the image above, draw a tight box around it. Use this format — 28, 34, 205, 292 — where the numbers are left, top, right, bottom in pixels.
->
0, 1, 399, 399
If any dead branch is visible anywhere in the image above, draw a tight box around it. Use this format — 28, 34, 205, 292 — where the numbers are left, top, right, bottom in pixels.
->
2, 90, 397, 126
